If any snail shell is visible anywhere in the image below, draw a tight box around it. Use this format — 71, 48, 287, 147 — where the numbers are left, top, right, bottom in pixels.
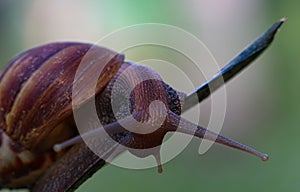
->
0, 42, 124, 152
0, 42, 123, 188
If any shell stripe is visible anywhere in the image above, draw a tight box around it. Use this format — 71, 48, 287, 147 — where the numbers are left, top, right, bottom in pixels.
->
7, 44, 91, 145
0, 43, 75, 135
0, 42, 124, 150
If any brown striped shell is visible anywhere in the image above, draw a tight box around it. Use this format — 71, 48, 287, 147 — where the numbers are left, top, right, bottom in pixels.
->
0, 42, 124, 152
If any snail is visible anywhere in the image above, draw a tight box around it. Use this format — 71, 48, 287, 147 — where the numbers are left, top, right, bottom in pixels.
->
0, 17, 286, 191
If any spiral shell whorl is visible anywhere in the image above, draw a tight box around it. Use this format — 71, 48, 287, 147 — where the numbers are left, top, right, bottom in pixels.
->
0, 42, 123, 151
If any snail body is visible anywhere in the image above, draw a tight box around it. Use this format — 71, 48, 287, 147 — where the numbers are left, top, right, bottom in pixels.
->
0, 42, 264, 188
0, 17, 286, 190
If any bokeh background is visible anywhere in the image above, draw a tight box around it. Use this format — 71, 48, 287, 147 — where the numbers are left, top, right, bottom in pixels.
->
0, 0, 298, 192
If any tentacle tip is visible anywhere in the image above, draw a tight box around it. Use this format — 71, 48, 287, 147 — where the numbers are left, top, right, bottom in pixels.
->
261, 154, 269, 161
157, 165, 163, 173
153, 153, 163, 173
53, 144, 62, 152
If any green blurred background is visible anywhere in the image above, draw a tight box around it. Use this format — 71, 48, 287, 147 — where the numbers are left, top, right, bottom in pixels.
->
0, 0, 298, 192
